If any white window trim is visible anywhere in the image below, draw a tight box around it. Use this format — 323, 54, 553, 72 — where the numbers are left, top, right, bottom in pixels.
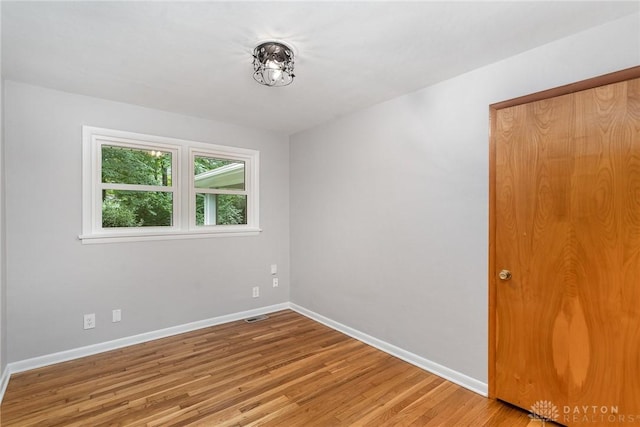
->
81, 126, 260, 244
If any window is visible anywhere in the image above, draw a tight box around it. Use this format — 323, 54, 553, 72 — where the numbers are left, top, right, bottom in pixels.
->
193, 153, 247, 226
101, 143, 178, 229
82, 127, 259, 243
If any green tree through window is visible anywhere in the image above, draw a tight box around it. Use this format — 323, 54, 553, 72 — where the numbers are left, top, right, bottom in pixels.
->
101, 146, 173, 227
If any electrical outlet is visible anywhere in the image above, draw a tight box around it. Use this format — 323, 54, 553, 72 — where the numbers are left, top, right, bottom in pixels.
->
84, 313, 95, 330
270, 264, 278, 275
252, 286, 260, 298
273, 278, 279, 287
112, 309, 122, 323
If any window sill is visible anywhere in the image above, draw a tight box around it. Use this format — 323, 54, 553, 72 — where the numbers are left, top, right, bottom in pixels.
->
78, 228, 262, 244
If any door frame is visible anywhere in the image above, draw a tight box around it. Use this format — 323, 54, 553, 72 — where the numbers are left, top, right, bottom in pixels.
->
488, 65, 640, 399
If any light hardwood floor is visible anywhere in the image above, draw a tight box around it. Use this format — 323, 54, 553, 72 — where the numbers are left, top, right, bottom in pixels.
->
1, 310, 535, 426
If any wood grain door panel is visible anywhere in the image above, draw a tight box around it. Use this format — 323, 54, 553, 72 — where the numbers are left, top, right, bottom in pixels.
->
494, 77, 640, 426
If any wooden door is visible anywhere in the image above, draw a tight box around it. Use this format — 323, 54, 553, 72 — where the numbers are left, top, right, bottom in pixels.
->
492, 74, 640, 426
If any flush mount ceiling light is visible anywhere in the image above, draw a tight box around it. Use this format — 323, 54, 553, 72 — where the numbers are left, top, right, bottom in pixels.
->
252, 41, 295, 87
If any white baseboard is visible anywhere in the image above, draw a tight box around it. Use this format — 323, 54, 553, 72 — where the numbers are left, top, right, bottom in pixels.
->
290, 303, 488, 396
7, 302, 289, 376
0, 366, 10, 404
1, 301, 486, 406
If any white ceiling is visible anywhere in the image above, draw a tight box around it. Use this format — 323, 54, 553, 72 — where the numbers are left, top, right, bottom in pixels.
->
2, 1, 638, 135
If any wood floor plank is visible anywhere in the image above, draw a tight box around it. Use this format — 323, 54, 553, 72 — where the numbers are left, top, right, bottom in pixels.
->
1, 310, 532, 426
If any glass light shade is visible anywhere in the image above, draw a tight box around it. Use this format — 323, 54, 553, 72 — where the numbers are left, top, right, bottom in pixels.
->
253, 41, 294, 87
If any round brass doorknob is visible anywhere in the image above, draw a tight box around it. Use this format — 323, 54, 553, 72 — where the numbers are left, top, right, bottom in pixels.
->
499, 270, 512, 281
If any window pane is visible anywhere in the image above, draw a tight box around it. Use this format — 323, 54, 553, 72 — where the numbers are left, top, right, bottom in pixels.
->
103, 190, 173, 227
195, 193, 247, 226
102, 145, 172, 186
194, 156, 245, 190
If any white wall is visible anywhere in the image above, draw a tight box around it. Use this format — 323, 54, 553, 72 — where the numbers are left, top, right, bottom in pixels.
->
0, 0, 6, 377
290, 13, 640, 385
4, 82, 290, 362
